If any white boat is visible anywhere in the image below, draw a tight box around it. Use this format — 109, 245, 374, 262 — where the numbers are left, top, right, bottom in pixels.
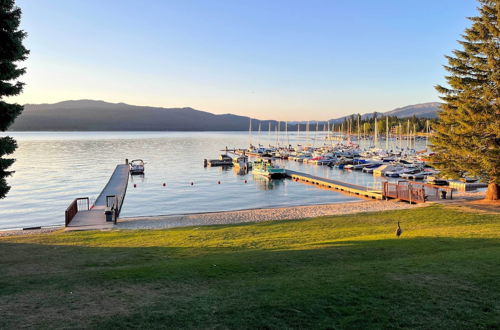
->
385, 167, 415, 178
233, 155, 252, 169
129, 159, 145, 174
400, 171, 427, 180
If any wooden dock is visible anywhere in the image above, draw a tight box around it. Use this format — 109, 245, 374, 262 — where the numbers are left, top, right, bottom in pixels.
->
66, 164, 129, 230
286, 170, 383, 200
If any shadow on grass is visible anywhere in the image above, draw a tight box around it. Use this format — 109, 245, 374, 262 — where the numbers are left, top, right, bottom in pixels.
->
0, 236, 499, 329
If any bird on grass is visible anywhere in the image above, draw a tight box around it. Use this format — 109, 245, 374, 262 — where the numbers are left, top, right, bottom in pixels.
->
396, 221, 403, 238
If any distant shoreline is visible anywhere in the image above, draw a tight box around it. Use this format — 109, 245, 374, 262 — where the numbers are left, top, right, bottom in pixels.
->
10, 100, 440, 131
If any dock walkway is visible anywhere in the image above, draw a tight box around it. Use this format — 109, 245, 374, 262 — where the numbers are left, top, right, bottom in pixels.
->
66, 164, 129, 230
286, 170, 383, 200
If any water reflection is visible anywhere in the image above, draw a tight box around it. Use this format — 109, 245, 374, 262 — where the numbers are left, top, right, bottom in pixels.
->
130, 174, 145, 183
0, 131, 427, 229
253, 175, 284, 191
232, 167, 249, 176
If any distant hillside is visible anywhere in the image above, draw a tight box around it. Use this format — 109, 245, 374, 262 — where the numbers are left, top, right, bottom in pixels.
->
9, 100, 441, 131
10, 100, 278, 131
383, 102, 441, 118
330, 102, 441, 124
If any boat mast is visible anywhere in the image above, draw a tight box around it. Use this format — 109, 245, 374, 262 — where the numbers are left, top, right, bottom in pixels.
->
276, 121, 280, 147
258, 122, 261, 147
413, 123, 416, 150
407, 119, 410, 149
347, 119, 351, 144
357, 115, 360, 142
385, 116, 389, 151
306, 121, 310, 146
268, 122, 271, 146
374, 117, 378, 148
249, 118, 252, 148
425, 119, 429, 149
327, 120, 330, 142
399, 123, 402, 150
286, 121, 289, 148
313, 121, 318, 147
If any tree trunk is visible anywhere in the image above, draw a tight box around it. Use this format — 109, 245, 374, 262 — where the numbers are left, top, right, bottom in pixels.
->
485, 183, 499, 200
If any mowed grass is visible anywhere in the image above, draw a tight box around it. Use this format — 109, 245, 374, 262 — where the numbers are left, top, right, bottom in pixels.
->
0, 204, 499, 329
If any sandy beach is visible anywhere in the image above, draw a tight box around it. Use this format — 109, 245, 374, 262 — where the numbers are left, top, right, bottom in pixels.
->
0, 190, 489, 237
116, 200, 426, 230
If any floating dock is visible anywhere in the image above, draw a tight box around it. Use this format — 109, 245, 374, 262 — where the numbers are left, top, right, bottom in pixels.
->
286, 170, 383, 199
65, 163, 129, 230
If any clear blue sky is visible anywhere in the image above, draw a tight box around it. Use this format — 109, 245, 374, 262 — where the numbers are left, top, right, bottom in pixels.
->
11, 0, 478, 120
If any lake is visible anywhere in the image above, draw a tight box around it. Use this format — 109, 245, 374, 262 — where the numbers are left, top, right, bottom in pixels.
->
0, 131, 423, 230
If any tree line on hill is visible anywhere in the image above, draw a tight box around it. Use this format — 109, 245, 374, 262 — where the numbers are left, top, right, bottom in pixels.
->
330, 114, 435, 135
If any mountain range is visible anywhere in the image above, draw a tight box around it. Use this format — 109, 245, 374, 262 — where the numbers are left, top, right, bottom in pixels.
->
9, 100, 441, 131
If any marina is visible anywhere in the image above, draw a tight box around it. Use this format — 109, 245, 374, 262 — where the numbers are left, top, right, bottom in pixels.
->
0, 130, 486, 231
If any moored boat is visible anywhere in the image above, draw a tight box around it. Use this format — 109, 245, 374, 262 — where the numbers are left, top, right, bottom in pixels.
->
252, 159, 286, 179
233, 155, 252, 169
129, 159, 145, 174
207, 154, 233, 167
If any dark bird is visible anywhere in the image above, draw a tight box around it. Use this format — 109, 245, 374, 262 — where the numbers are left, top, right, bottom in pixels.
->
396, 221, 403, 238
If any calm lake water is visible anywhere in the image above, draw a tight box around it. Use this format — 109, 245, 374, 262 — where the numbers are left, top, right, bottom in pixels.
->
0, 132, 423, 230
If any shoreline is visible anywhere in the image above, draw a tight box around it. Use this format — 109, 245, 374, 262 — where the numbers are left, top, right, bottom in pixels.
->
0, 190, 489, 236
116, 200, 425, 230
1, 199, 417, 236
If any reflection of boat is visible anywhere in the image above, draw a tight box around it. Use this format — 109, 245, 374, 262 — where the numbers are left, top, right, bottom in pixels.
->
233, 155, 252, 169
252, 159, 286, 179
232, 166, 249, 176
253, 175, 282, 190
130, 159, 145, 174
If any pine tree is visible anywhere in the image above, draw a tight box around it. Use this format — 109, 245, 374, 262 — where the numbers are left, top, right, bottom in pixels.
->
432, 0, 500, 200
0, 0, 29, 198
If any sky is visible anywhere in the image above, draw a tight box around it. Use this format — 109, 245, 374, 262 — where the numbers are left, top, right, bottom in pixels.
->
9, 0, 478, 121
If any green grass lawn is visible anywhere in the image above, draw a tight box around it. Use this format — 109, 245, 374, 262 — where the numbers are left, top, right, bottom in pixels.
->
1, 204, 499, 329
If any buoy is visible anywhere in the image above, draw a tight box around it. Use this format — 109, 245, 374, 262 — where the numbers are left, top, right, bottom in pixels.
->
133, 184, 137, 188
190, 182, 194, 186
244, 180, 247, 184
163, 183, 166, 187
218, 181, 221, 184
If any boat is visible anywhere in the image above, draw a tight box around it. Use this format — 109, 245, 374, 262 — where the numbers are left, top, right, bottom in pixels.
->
233, 155, 252, 169
362, 163, 383, 173
385, 167, 416, 178
426, 176, 449, 186
129, 159, 145, 174
207, 154, 233, 167
400, 171, 427, 180
252, 159, 286, 179
372, 164, 390, 176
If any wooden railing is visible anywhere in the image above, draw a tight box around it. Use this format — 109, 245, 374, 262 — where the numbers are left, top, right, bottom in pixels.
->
382, 182, 425, 203
65, 197, 90, 226
383, 181, 455, 203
